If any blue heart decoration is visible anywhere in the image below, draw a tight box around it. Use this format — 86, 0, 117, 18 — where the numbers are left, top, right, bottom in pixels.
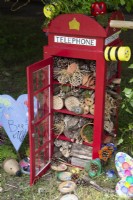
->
0, 94, 29, 151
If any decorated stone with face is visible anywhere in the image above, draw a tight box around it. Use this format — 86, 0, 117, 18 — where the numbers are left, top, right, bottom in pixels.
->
91, 2, 107, 16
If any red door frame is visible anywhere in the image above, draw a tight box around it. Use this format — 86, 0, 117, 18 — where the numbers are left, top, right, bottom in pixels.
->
27, 57, 53, 185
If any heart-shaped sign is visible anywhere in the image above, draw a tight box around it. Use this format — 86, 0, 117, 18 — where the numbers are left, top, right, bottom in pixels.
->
115, 152, 133, 198
17, 94, 38, 119
0, 94, 30, 151
0, 94, 15, 125
0, 94, 28, 151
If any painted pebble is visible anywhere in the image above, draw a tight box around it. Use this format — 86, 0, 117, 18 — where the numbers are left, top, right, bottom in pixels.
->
60, 194, 79, 200
57, 172, 72, 181
51, 163, 67, 172
59, 181, 77, 194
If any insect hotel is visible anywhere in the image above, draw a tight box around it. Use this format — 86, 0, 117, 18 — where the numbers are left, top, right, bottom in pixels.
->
27, 11, 131, 185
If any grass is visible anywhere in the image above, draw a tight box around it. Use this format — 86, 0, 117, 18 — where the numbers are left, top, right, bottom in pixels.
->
0, 7, 133, 200
0, 166, 125, 200
0, 12, 47, 97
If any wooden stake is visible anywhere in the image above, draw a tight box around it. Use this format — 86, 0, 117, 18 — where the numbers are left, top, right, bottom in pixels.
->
110, 20, 133, 29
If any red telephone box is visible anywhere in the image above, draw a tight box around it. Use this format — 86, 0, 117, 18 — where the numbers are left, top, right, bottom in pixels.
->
27, 11, 124, 185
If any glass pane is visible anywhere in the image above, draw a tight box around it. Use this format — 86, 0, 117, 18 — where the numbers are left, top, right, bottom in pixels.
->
33, 66, 50, 92
34, 88, 51, 122
35, 144, 50, 175
34, 127, 39, 151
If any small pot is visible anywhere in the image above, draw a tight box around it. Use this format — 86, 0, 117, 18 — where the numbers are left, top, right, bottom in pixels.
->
80, 123, 93, 142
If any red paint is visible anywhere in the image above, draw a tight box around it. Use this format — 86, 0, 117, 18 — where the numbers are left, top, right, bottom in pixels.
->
27, 11, 124, 185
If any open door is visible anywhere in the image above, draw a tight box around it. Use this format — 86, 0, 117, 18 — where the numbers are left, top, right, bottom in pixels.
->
27, 57, 53, 185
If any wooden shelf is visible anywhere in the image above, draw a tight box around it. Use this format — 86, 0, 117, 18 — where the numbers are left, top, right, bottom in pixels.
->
54, 134, 93, 147
53, 108, 94, 119
53, 80, 95, 90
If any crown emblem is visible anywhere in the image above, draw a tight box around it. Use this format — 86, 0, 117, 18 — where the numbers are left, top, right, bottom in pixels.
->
69, 18, 80, 31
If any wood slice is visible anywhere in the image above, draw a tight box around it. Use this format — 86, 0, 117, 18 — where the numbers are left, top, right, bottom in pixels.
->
65, 96, 80, 111
53, 96, 64, 110
90, 104, 95, 115
84, 97, 94, 106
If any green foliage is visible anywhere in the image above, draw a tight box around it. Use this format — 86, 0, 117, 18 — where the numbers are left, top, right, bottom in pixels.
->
5, 0, 133, 14
0, 145, 18, 162
45, 0, 133, 15
118, 64, 133, 155
122, 64, 133, 115
42, 0, 133, 27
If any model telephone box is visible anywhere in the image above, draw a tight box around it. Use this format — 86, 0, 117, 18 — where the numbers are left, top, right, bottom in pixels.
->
27, 11, 124, 185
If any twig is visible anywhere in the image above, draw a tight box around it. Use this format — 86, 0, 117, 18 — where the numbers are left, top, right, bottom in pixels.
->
11, 0, 30, 11
5, 183, 18, 189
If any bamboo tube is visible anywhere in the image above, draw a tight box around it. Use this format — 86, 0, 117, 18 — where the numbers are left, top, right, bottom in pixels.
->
110, 20, 133, 29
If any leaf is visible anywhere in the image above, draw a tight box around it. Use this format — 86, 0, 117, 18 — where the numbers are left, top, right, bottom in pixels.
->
125, 1, 133, 12
130, 100, 133, 107
129, 78, 133, 83
121, 104, 125, 109
117, 138, 124, 145
125, 108, 132, 114
126, 92, 133, 98
128, 123, 133, 130
128, 64, 133, 69
120, 0, 125, 5
123, 88, 132, 97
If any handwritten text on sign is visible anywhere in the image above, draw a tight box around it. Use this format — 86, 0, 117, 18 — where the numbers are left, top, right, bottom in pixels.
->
54, 36, 96, 46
